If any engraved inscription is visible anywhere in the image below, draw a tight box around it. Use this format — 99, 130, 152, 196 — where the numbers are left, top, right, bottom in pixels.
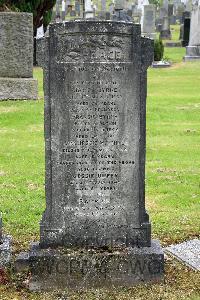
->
55, 34, 132, 62
56, 62, 137, 207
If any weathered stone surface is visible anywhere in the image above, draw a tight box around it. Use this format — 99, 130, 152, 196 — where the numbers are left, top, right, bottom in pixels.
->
40, 21, 153, 249
0, 235, 12, 267
0, 78, 38, 100
16, 240, 163, 291
0, 217, 11, 268
142, 4, 156, 39
165, 239, 200, 271
0, 12, 38, 100
160, 16, 171, 39
17, 20, 164, 289
0, 12, 33, 78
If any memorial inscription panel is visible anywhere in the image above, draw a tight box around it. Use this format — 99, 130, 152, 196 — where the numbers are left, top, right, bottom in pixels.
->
40, 22, 151, 248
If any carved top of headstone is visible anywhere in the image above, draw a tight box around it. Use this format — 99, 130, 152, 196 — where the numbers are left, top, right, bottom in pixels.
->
40, 20, 153, 249
0, 12, 33, 78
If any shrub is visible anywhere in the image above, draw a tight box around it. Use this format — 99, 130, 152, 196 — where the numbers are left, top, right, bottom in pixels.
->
154, 38, 164, 61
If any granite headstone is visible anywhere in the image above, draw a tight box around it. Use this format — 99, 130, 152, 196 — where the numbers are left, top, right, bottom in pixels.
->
0, 12, 38, 100
16, 20, 164, 291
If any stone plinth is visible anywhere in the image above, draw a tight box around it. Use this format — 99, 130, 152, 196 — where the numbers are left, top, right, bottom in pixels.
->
0, 12, 38, 100
16, 20, 164, 290
0, 78, 38, 100
16, 240, 163, 291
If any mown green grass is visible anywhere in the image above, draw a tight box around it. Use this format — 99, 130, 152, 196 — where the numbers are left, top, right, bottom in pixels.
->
0, 49, 200, 299
147, 61, 200, 244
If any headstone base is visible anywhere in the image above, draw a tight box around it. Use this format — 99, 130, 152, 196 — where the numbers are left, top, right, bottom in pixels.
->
16, 240, 164, 291
160, 30, 172, 40
165, 41, 181, 47
0, 78, 38, 100
0, 235, 12, 267
152, 61, 172, 68
142, 33, 157, 40
184, 46, 200, 61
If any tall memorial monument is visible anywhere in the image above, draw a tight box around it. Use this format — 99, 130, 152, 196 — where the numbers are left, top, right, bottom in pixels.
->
17, 20, 164, 290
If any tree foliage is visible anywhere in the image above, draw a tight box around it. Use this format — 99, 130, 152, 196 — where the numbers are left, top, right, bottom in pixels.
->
0, 0, 56, 34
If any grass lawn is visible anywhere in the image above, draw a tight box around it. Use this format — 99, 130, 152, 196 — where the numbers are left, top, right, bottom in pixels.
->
0, 48, 200, 299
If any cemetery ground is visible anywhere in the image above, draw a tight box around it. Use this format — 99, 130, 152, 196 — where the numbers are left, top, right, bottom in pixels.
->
0, 47, 199, 299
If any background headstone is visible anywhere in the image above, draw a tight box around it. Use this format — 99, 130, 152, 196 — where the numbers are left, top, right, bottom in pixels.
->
181, 17, 190, 46
84, 0, 95, 18
0, 12, 38, 100
184, 3, 200, 60
142, 4, 156, 39
62, 0, 66, 20
0, 215, 12, 268
56, 0, 61, 18
160, 16, 172, 39
16, 20, 164, 291
75, 0, 81, 16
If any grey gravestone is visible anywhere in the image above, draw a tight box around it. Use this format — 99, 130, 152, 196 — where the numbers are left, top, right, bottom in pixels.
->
159, 7, 168, 18
70, 10, 76, 16
185, 0, 192, 12
0, 215, 12, 268
170, 15, 177, 25
127, 9, 133, 17
65, 0, 70, 15
101, 0, 106, 11
16, 20, 164, 291
115, 0, 125, 10
142, 4, 156, 39
168, 4, 174, 17
56, 0, 61, 18
0, 12, 38, 100
75, 0, 81, 16
160, 16, 172, 39
184, 4, 200, 60
109, 3, 115, 14
113, 10, 132, 21
165, 239, 200, 271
